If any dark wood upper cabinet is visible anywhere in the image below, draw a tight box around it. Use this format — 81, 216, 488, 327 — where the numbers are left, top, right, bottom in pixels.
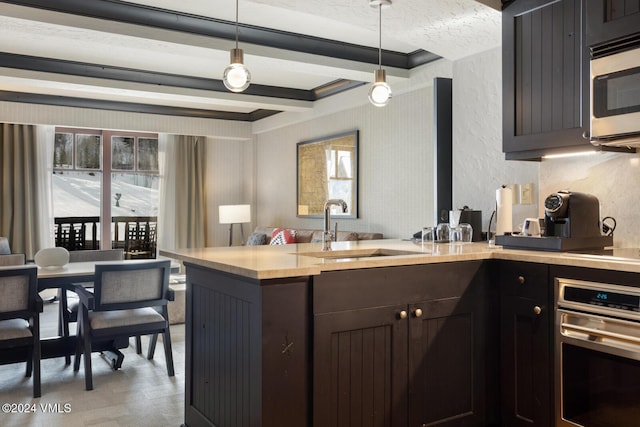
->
502, 0, 591, 160
587, 0, 640, 46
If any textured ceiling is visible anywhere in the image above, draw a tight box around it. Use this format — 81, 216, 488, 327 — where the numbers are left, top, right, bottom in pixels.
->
0, 0, 501, 120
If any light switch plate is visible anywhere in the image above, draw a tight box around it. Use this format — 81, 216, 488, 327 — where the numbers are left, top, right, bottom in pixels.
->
520, 183, 534, 204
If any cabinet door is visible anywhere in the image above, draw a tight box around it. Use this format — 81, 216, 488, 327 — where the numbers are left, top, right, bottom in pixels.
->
503, 0, 590, 159
408, 297, 486, 427
587, 0, 640, 45
500, 262, 551, 426
314, 305, 408, 427
500, 295, 551, 426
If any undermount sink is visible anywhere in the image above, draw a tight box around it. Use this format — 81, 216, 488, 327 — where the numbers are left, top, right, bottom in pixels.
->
296, 248, 424, 260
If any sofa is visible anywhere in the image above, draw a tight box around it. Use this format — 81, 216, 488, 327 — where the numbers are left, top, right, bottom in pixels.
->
251, 226, 383, 245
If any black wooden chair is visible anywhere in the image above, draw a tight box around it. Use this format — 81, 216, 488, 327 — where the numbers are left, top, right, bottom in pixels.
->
124, 222, 157, 260
0, 265, 43, 397
73, 259, 174, 390
57, 249, 124, 365
55, 223, 86, 251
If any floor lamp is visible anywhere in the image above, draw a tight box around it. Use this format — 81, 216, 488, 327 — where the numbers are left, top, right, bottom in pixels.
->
219, 204, 251, 246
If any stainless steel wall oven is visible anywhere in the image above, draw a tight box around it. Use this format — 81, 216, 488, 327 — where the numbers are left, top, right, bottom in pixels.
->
555, 278, 640, 426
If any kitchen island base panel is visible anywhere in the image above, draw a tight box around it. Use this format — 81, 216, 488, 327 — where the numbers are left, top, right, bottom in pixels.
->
183, 262, 310, 427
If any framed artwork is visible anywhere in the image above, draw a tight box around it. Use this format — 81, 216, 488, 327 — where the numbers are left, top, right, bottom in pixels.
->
296, 130, 358, 218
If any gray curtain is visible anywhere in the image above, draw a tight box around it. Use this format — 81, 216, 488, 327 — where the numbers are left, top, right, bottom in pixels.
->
158, 134, 207, 249
0, 123, 42, 258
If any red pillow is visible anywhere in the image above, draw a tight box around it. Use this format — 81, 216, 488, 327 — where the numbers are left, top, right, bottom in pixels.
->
270, 228, 297, 245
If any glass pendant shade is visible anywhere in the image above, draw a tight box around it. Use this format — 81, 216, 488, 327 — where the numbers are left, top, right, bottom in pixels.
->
368, 69, 392, 107
223, 48, 251, 92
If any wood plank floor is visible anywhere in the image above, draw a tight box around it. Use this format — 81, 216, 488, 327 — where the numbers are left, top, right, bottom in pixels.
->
0, 298, 185, 427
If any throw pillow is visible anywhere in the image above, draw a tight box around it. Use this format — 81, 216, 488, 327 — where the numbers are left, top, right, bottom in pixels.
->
270, 228, 297, 245
247, 232, 267, 246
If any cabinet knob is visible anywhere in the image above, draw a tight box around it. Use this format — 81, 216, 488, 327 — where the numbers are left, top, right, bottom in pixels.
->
398, 310, 407, 320
518, 275, 526, 285
533, 306, 542, 315
414, 308, 423, 318
582, 130, 590, 140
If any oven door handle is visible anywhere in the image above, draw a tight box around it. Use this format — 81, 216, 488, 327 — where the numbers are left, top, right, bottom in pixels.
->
560, 322, 640, 346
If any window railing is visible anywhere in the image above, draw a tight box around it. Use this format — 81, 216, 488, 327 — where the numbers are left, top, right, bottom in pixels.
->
54, 216, 157, 259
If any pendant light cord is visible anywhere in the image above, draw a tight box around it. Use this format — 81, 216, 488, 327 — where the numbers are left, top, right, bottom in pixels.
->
377, 4, 382, 70
235, 0, 239, 50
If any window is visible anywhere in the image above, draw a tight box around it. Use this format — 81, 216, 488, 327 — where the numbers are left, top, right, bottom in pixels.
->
52, 128, 159, 255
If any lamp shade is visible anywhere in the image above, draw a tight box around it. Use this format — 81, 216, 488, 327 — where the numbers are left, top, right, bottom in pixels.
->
219, 204, 251, 224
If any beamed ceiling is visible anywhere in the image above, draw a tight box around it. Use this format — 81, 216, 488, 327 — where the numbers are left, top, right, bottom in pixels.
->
0, 0, 502, 121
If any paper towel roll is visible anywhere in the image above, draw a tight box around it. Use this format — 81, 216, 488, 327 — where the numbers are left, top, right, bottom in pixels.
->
496, 186, 513, 236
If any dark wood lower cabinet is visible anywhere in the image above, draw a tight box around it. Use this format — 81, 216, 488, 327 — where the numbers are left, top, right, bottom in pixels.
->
408, 297, 487, 427
314, 305, 408, 427
313, 262, 493, 427
499, 262, 552, 427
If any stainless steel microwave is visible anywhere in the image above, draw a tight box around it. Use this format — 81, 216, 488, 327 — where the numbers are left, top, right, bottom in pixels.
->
590, 43, 640, 147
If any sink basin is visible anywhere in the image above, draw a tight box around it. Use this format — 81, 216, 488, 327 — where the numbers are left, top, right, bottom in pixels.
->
297, 248, 424, 260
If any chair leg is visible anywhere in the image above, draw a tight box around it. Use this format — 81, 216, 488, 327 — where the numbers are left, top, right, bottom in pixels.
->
33, 337, 41, 398
148, 333, 158, 360
135, 335, 142, 354
162, 311, 174, 377
25, 347, 33, 377
59, 288, 71, 365
82, 325, 93, 391
33, 313, 41, 398
73, 320, 82, 372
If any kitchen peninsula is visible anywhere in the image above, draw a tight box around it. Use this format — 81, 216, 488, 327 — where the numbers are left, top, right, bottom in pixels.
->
161, 241, 640, 427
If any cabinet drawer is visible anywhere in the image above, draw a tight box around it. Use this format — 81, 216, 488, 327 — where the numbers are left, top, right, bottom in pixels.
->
499, 261, 549, 300
313, 261, 486, 314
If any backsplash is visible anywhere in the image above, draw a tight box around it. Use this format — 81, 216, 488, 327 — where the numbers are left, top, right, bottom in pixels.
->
539, 151, 640, 248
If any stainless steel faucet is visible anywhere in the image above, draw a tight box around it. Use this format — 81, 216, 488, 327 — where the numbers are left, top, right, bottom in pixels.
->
323, 199, 348, 251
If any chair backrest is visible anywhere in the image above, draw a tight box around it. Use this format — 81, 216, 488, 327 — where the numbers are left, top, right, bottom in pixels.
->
69, 249, 124, 263
0, 237, 10, 255
0, 265, 38, 320
93, 260, 171, 312
0, 254, 26, 266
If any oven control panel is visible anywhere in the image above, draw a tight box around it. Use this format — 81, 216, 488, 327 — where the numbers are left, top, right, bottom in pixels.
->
557, 278, 640, 321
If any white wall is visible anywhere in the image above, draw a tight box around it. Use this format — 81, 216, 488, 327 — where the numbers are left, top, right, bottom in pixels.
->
253, 47, 541, 240
452, 47, 539, 233
253, 61, 457, 239
205, 137, 255, 246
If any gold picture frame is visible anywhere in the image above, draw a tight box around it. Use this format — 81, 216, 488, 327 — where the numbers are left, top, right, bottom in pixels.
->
296, 130, 358, 218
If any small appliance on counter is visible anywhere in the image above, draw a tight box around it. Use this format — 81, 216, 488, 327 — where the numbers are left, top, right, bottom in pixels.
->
449, 206, 482, 242
496, 190, 613, 251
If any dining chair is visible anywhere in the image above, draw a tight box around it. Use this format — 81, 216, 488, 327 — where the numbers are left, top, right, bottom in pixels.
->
123, 222, 157, 259
0, 237, 11, 255
73, 259, 174, 391
0, 265, 43, 397
0, 253, 26, 266
58, 249, 124, 365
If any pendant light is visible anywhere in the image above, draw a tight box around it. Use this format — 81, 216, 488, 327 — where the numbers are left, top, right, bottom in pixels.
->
368, 0, 392, 107
223, 0, 251, 92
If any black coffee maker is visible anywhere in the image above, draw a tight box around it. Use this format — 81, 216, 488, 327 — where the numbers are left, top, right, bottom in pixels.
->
543, 191, 603, 238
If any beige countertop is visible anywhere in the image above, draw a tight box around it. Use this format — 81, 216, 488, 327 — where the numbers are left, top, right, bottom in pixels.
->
160, 239, 640, 280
